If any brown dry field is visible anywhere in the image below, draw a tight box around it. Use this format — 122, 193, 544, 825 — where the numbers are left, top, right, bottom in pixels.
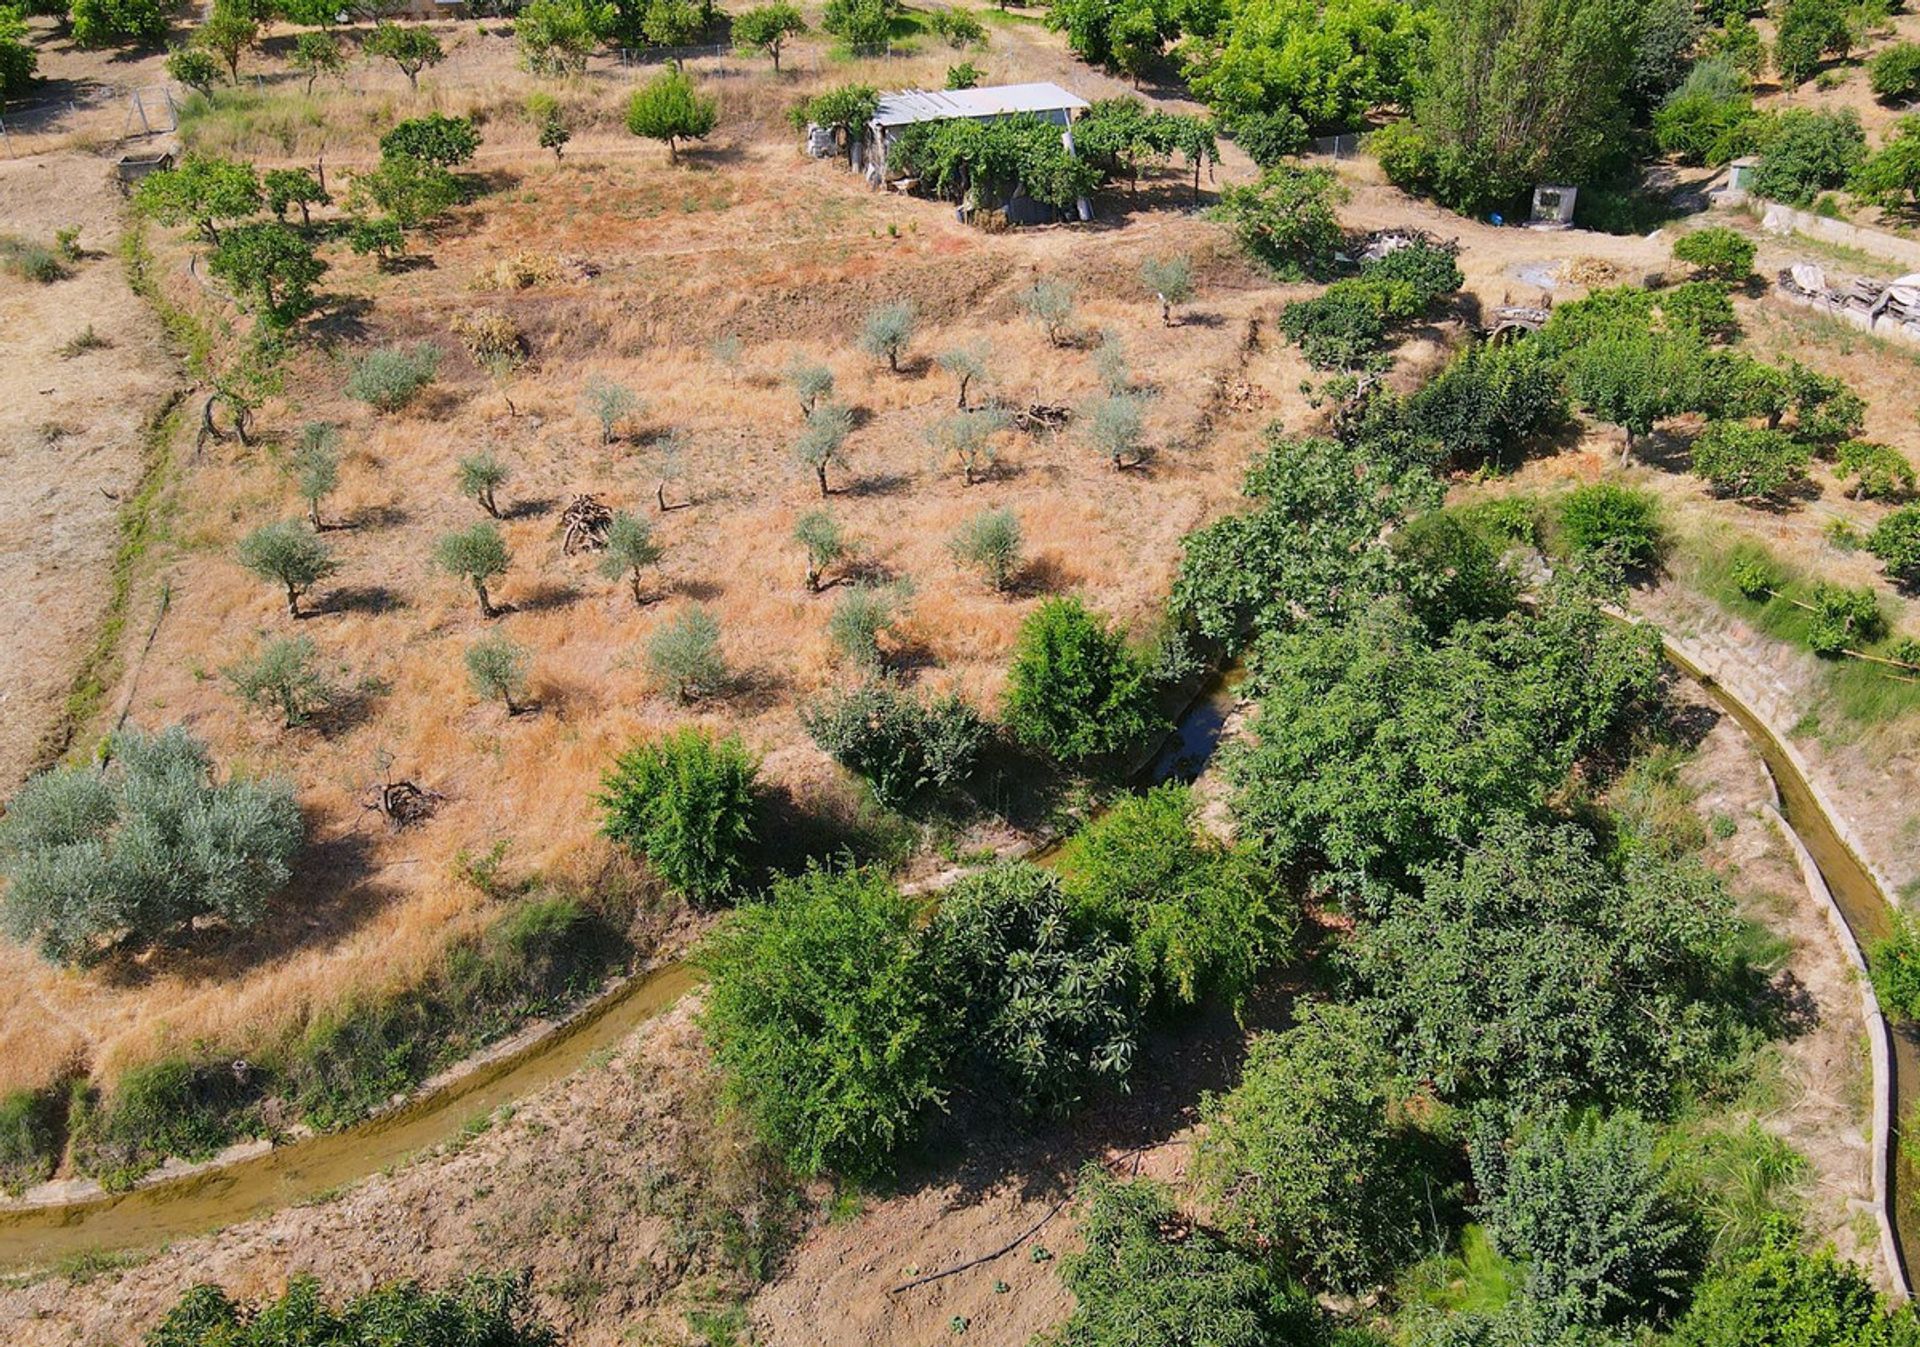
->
0, 670, 1882, 1345
0, 17, 1321, 1096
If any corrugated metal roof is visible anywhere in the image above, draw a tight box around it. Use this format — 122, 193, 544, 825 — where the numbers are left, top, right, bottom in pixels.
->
871, 82, 1090, 128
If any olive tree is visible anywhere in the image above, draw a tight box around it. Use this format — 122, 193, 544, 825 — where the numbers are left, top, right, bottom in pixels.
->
936, 346, 987, 409
0, 725, 301, 964
1140, 253, 1194, 326
581, 376, 641, 445
238, 520, 337, 617
224, 635, 337, 728
795, 401, 853, 496
1086, 392, 1147, 469
434, 521, 513, 617
785, 358, 835, 417
858, 300, 917, 373
290, 423, 339, 530
599, 511, 664, 605
794, 509, 847, 591
948, 506, 1022, 591
927, 404, 1009, 485
464, 631, 531, 714
455, 450, 509, 518
829, 580, 910, 669
1017, 278, 1076, 346
648, 604, 727, 701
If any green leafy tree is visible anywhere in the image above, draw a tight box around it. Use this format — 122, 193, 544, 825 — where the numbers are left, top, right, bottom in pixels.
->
133, 154, 262, 245
0, 5, 36, 98
165, 45, 222, 94
1227, 594, 1660, 885
146, 1274, 559, 1347
364, 22, 444, 93
1391, 510, 1520, 633
292, 30, 346, 95
1557, 482, 1661, 571
599, 511, 664, 605
207, 222, 327, 329
1560, 326, 1708, 466
347, 153, 460, 228
539, 112, 572, 161
223, 635, 337, 728
1836, 439, 1915, 502
198, 0, 259, 81
237, 519, 336, 616
347, 216, 405, 264
734, 0, 805, 67
641, 0, 704, 45
465, 631, 531, 714
1869, 506, 1920, 586
1004, 596, 1164, 763
1347, 814, 1747, 1111
647, 604, 726, 700
1672, 225, 1755, 281
1750, 107, 1865, 206
291, 422, 340, 530
1405, 337, 1566, 468
788, 82, 879, 160
0, 726, 301, 964
858, 299, 916, 373
794, 400, 852, 496
793, 509, 846, 591
381, 113, 480, 168
263, 167, 330, 228
801, 680, 985, 807
1046, 0, 1177, 77
1183, 0, 1430, 130
1852, 114, 1920, 215
1384, 0, 1640, 214
948, 506, 1022, 590
1052, 1169, 1328, 1347
1198, 1001, 1424, 1293
626, 68, 718, 164
600, 728, 757, 901
697, 865, 945, 1177
1471, 1110, 1695, 1334
70, 0, 168, 46
346, 341, 441, 411
517, 0, 603, 76
822, 0, 894, 50
1059, 782, 1289, 1010
928, 4, 985, 47
1771, 0, 1851, 88
1691, 421, 1811, 503
434, 521, 512, 617
1211, 164, 1346, 279
930, 862, 1136, 1115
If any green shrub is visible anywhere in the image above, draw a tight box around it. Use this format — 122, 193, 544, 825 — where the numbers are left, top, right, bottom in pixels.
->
1750, 107, 1866, 206
1052, 1169, 1326, 1347
1059, 783, 1291, 1011
598, 728, 758, 904
1211, 164, 1346, 280
0, 725, 301, 965
800, 680, 986, 809
697, 865, 946, 1179
1870, 41, 1920, 102
625, 68, 718, 164
1868, 909, 1920, 1022
1198, 1001, 1424, 1292
1690, 422, 1810, 503
1003, 597, 1164, 764
345, 342, 441, 412
146, 1274, 560, 1347
0, 1088, 60, 1194
1471, 1110, 1693, 1333
1229, 108, 1310, 168
1868, 506, 1920, 586
380, 113, 480, 168
1557, 482, 1662, 571
1671, 1216, 1918, 1346
1672, 226, 1755, 281
1405, 338, 1566, 467
0, 234, 66, 284
1837, 440, 1916, 501
930, 862, 1136, 1116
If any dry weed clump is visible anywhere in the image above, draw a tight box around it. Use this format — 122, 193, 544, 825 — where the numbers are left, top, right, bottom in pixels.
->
1560, 256, 1622, 288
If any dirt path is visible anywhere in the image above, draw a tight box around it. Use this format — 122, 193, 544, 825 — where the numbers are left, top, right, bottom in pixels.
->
0, 153, 177, 794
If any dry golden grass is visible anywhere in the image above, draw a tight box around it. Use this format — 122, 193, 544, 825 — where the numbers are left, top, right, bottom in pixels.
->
0, 65, 1306, 1094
